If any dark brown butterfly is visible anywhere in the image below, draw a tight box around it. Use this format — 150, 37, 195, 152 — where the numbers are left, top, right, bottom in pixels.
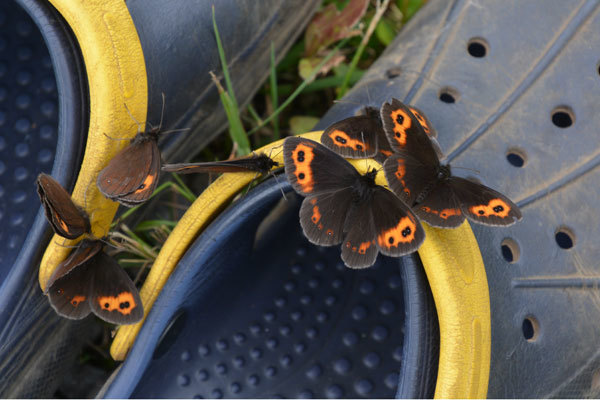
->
96, 128, 161, 207
36, 173, 90, 239
321, 105, 443, 162
44, 239, 144, 325
381, 98, 522, 228
284, 137, 424, 269
162, 153, 279, 175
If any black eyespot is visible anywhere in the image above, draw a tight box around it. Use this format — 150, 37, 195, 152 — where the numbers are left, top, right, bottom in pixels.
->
139, 184, 145, 189
402, 227, 412, 237
297, 150, 305, 162
298, 173, 305, 180
396, 114, 404, 125
120, 301, 130, 309
388, 237, 394, 244
335, 136, 347, 144
356, 144, 363, 150
104, 302, 110, 309
478, 210, 485, 215
493, 205, 504, 213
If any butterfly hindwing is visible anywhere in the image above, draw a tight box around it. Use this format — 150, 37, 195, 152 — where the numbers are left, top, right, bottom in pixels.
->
89, 251, 144, 325
413, 181, 465, 228
284, 137, 358, 196
97, 133, 160, 206
46, 260, 93, 320
370, 186, 425, 256
340, 202, 378, 269
452, 177, 522, 226
299, 191, 353, 247
36, 173, 90, 239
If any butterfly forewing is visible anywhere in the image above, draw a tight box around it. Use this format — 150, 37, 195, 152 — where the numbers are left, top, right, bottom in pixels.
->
45, 240, 103, 291
381, 98, 439, 166
299, 190, 354, 247
452, 177, 522, 226
284, 137, 358, 196
36, 173, 90, 239
89, 251, 143, 325
162, 154, 277, 174
97, 134, 160, 206
321, 115, 381, 159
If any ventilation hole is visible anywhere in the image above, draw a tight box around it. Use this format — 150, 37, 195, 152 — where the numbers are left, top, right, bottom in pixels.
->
551, 106, 574, 128
467, 38, 488, 58
506, 148, 527, 168
438, 87, 459, 104
522, 316, 539, 341
555, 227, 575, 249
385, 67, 402, 79
500, 238, 520, 263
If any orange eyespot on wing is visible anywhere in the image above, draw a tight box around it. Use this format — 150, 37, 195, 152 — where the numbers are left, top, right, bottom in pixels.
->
469, 198, 511, 218
132, 173, 157, 195
70, 295, 86, 307
326, 129, 369, 152
421, 206, 462, 220
388, 108, 412, 147
377, 216, 418, 248
291, 143, 316, 193
96, 292, 138, 315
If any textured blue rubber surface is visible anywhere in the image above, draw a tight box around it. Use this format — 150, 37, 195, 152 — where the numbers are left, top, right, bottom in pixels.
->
102, 177, 438, 399
318, 0, 600, 397
0, 1, 90, 397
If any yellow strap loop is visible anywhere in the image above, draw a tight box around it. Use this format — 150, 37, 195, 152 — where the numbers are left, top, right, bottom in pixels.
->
39, 0, 148, 290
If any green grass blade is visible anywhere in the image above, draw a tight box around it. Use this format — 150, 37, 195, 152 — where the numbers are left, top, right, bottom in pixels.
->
212, 6, 238, 109
269, 42, 280, 140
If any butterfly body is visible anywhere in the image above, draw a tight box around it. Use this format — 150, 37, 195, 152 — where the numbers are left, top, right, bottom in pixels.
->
162, 153, 278, 175
97, 130, 161, 207
284, 137, 424, 269
381, 98, 522, 228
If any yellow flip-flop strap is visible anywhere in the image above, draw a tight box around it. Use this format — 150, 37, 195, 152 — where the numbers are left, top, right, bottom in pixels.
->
110, 131, 490, 398
39, 0, 148, 290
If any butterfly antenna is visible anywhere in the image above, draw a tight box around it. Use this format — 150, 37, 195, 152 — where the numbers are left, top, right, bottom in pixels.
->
123, 102, 144, 133
103, 132, 131, 142
268, 171, 288, 201
52, 240, 79, 249
453, 166, 481, 175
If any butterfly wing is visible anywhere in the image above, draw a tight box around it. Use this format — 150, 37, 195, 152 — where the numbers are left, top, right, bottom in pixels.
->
321, 115, 381, 159
300, 190, 354, 247
452, 177, 522, 226
340, 201, 379, 269
383, 151, 438, 206
45, 240, 103, 291
36, 173, 90, 239
97, 134, 160, 206
89, 251, 144, 325
413, 181, 465, 228
162, 154, 277, 174
46, 260, 93, 320
381, 98, 440, 166
283, 137, 359, 196
371, 186, 425, 256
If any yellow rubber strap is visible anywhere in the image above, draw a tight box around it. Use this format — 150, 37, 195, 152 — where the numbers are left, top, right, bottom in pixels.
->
421, 223, 491, 398
39, 0, 148, 290
111, 130, 490, 399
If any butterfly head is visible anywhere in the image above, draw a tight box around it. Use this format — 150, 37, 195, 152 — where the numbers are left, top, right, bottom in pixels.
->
437, 164, 452, 181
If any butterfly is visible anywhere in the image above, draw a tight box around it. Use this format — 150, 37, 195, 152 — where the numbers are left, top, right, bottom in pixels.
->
162, 153, 279, 175
96, 128, 161, 207
283, 136, 425, 269
381, 98, 522, 228
321, 104, 443, 162
44, 239, 144, 324
36, 173, 90, 239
